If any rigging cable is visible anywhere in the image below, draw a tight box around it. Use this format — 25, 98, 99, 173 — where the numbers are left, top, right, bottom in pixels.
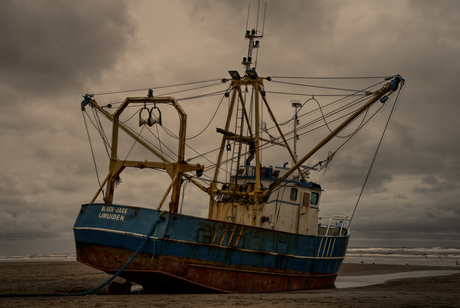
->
94, 85, 228, 162
348, 82, 405, 228
83, 108, 112, 157
82, 110, 101, 187
282, 80, 385, 127
155, 114, 167, 171
179, 180, 188, 214
185, 86, 230, 140
122, 119, 177, 162
176, 90, 226, 102
0, 215, 165, 298
93, 108, 112, 158
97, 86, 225, 110
145, 125, 178, 161
211, 98, 389, 199
263, 101, 384, 162
124, 125, 145, 161
266, 91, 367, 97
270, 76, 393, 80
283, 96, 370, 138
270, 80, 368, 93
275, 79, 387, 127
309, 96, 372, 139
158, 89, 228, 140
196, 94, 380, 175
92, 79, 379, 182
89, 78, 224, 96
121, 108, 141, 124
332, 103, 384, 153
92, 77, 391, 193
249, 88, 381, 156
159, 81, 225, 97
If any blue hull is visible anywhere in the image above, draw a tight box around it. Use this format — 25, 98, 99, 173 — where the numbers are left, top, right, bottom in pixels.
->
74, 203, 349, 293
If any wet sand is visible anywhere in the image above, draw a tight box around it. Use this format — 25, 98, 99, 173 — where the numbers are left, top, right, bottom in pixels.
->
0, 261, 459, 307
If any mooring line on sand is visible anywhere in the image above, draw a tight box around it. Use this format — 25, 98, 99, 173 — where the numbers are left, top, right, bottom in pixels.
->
0, 215, 165, 298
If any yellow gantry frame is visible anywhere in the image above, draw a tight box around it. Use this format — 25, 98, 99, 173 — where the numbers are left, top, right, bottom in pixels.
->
208, 75, 397, 226
259, 82, 393, 199
208, 74, 304, 225
83, 96, 205, 213
83, 77, 397, 218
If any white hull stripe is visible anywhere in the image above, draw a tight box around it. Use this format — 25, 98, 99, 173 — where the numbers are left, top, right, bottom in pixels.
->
73, 227, 345, 261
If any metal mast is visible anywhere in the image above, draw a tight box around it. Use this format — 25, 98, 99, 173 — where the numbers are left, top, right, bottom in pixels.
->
207, 29, 304, 224
241, 29, 262, 71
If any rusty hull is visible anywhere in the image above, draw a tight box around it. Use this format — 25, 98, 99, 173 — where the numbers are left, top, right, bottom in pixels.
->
74, 204, 348, 293
76, 242, 337, 293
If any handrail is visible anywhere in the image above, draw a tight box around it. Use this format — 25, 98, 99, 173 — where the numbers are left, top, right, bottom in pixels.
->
318, 215, 350, 237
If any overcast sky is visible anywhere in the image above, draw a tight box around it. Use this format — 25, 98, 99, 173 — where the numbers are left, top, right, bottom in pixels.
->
1, 0, 459, 255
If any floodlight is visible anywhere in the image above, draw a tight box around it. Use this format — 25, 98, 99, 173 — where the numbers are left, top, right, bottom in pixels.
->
228, 70, 241, 80
246, 69, 259, 79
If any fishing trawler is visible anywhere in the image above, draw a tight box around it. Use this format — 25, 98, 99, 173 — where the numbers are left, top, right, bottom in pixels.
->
73, 27, 404, 293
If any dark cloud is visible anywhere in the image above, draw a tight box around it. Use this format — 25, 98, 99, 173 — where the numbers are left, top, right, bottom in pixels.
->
0, 0, 137, 252
413, 175, 459, 194
1, 0, 460, 254
0, 173, 76, 241
0, 176, 28, 210
193, 0, 335, 32
0, 0, 136, 99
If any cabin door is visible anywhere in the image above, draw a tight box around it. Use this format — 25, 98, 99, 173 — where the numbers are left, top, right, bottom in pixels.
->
297, 192, 310, 233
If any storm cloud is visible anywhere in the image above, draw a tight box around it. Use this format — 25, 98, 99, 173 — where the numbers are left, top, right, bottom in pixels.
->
1, 0, 460, 254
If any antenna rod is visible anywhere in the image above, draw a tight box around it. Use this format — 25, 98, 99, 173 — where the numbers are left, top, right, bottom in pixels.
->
241, 4, 264, 71
262, 2, 267, 36
246, 3, 251, 31
256, 0, 260, 33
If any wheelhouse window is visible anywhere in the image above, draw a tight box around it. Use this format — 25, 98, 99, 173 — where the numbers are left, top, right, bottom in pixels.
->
290, 188, 298, 201
261, 167, 267, 177
311, 192, 319, 205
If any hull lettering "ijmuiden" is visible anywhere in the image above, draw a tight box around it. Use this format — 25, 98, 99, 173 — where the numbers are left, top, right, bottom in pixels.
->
98, 206, 127, 221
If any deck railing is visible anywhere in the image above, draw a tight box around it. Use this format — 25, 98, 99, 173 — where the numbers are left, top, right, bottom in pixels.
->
318, 215, 350, 236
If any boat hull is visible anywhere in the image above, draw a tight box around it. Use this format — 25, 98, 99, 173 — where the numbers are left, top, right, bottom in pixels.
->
74, 203, 349, 293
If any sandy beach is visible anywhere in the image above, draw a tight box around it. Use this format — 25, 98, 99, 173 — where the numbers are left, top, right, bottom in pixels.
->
0, 261, 459, 307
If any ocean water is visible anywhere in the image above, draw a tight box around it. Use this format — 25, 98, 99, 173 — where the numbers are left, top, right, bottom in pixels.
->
0, 252, 76, 262
0, 247, 459, 267
344, 247, 460, 267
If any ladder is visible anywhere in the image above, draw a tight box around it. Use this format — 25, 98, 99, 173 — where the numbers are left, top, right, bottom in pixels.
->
229, 98, 246, 179
211, 222, 245, 248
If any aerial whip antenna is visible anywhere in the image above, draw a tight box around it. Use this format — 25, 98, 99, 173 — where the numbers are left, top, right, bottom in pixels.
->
246, 3, 251, 31
262, 2, 267, 36
256, 0, 260, 33
241, 2, 266, 71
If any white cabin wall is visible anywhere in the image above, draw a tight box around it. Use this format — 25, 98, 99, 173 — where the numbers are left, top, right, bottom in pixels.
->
298, 191, 319, 235
234, 203, 252, 225
261, 185, 298, 233
259, 185, 321, 235
210, 178, 321, 235
210, 202, 253, 225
